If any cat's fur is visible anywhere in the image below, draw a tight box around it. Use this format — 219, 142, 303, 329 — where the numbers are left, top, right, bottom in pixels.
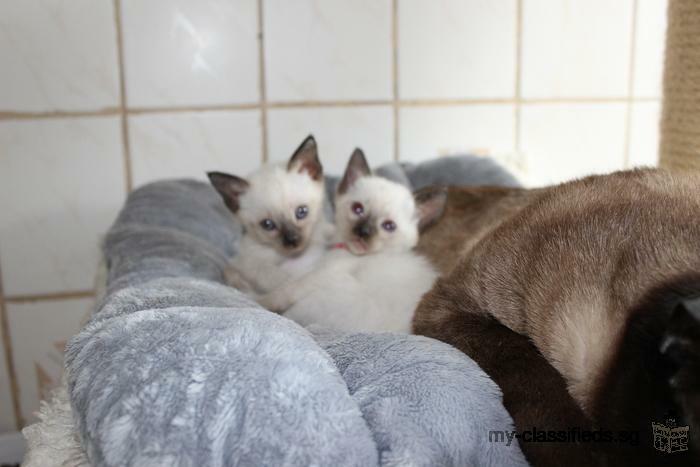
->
208, 135, 332, 294
414, 169, 700, 466
414, 186, 602, 466
259, 149, 445, 333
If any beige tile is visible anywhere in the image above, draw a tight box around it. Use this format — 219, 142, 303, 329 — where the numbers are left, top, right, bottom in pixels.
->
399, 0, 516, 99
628, 101, 661, 167
264, 0, 392, 102
0, 318, 17, 432
0, 117, 126, 296
520, 103, 628, 186
121, 0, 259, 107
7, 298, 91, 425
130, 110, 262, 187
0, 0, 120, 112
267, 106, 394, 175
399, 105, 517, 170
633, 0, 668, 98
521, 0, 633, 98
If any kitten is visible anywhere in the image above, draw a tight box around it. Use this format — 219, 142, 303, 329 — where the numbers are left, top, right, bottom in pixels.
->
208, 135, 332, 294
414, 170, 700, 465
258, 149, 446, 333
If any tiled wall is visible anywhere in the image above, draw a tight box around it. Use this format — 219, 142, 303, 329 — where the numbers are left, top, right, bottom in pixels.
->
0, 0, 667, 431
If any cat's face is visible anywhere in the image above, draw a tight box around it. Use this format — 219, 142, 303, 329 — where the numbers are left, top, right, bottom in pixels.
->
335, 149, 447, 256
209, 135, 325, 257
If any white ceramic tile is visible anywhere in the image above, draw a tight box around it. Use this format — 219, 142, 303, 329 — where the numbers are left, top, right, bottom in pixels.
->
628, 101, 661, 167
267, 106, 394, 175
0, 0, 120, 112
265, 0, 392, 102
521, 0, 633, 98
0, 319, 17, 432
7, 298, 91, 425
399, 105, 517, 168
519, 103, 628, 186
0, 117, 125, 296
121, 0, 259, 107
130, 110, 262, 187
399, 0, 516, 100
633, 0, 668, 98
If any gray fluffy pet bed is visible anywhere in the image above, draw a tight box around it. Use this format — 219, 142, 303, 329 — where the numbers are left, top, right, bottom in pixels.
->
32, 156, 528, 466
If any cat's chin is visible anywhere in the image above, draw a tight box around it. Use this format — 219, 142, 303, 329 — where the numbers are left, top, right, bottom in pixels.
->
347, 239, 370, 255
277, 242, 309, 258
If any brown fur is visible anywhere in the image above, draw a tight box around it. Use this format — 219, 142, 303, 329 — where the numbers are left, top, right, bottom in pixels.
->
414, 169, 700, 466
416, 186, 610, 466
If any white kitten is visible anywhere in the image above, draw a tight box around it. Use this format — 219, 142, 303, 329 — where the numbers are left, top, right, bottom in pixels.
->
258, 149, 446, 333
208, 135, 332, 294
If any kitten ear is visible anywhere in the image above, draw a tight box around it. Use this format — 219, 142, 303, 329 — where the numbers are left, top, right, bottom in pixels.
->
207, 171, 250, 213
414, 185, 448, 232
287, 135, 323, 181
338, 148, 371, 195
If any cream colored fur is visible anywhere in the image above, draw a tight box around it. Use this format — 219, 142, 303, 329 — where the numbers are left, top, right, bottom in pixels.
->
260, 168, 440, 333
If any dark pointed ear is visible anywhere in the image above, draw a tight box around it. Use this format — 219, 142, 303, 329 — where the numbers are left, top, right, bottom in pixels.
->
207, 171, 249, 213
414, 186, 448, 232
337, 148, 371, 195
288, 135, 323, 181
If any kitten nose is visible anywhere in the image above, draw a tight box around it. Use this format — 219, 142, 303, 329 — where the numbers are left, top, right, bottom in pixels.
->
353, 221, 374, 240
282, 229, 300, 248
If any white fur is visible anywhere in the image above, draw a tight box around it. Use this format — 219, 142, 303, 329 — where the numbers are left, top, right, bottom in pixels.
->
225, 164, 331, 293
335, 176, 419, 255
22, 380, 89, 467
260, 174, 438, 333
275, 250, 437, 332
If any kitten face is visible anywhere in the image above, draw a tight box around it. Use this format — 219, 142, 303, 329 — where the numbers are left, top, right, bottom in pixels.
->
336, 177, 418, 255
335, 149, 447, 256
209, 135, 325, 257
238, 167, 324, 256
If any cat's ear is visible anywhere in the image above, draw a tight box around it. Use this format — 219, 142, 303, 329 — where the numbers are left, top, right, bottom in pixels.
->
338, 148, 371, 195
414, 185, 447, 232
208, 171, 250, 213
288, 135, 323, 181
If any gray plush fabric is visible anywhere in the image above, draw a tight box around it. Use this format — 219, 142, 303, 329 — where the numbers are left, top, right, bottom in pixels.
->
313, 328, 528, 466
65, 156, 527, 467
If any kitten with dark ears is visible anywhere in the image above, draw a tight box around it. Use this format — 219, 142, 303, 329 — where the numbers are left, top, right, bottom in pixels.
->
208, 135, 332, 294
259, 149, 446, 332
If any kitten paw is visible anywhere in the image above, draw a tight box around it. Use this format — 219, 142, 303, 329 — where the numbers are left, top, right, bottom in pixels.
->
223, 265, 255, 293
257, 293, 286, 314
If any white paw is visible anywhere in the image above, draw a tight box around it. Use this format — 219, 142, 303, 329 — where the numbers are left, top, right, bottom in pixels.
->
223, 265, 255, 293
257, 293, 286, 314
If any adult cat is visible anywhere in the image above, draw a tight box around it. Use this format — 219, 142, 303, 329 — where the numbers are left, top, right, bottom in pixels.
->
414, 169, 700, 466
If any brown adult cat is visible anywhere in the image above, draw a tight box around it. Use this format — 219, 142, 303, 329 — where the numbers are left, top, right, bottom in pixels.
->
414, 169, 700, 466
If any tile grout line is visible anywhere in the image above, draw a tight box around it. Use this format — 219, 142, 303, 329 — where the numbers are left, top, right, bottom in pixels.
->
514, 0, 523, 154
0, 97, 663, 122
0, 108, 122, 120
623, 0, 639, 169
5, 290, 95, 304
257, 0, 269, 163
392, 0, 400, 161
114, 0, 133, 192
0, 263, 24, 430
130, 103, 261, 115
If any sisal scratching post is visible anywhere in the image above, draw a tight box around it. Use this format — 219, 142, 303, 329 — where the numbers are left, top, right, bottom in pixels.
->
660, 0, 700, 171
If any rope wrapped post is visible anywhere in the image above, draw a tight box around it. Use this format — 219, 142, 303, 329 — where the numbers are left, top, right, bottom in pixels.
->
660, 0, 700, 171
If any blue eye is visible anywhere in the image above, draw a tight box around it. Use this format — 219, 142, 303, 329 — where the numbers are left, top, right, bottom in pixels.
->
260, 219, 276, 231
295, 205, 309, 220
381, 220, 396, 232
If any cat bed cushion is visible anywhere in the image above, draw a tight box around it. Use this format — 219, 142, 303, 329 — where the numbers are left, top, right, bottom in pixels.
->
32, 156, 527, 466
